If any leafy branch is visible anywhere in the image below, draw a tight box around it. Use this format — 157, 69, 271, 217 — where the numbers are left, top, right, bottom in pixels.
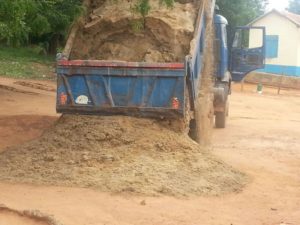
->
131, 0, 174, 30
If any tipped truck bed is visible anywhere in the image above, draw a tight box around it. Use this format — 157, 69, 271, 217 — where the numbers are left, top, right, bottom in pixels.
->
56, 0, 215, 119
56, 60, 187, 118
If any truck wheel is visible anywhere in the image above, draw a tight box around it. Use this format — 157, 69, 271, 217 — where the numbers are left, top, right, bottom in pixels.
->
185, 85, 201, 143
226, 101, 229, 116
188, 118, 199, 143
215, 101, 228, 128
191, 105, 202, 143
215, 111, 226, 128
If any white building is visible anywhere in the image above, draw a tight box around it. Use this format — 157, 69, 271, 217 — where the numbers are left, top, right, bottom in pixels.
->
249, 9, 300, 77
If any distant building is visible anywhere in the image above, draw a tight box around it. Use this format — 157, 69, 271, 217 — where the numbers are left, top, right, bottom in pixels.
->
249, 9, 300, 77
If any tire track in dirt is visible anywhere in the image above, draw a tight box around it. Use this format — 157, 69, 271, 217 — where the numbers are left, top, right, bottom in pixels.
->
0, 84, 36, 95
14, 81, 55, 92
0, 205, 62, 225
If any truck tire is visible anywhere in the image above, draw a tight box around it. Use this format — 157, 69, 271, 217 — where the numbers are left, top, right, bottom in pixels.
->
215, 111, 226, 128
187, 86, 201, 143
215, 100, 228, 128
185, 88, 201, 143
189, 95, 213, 145
188, 108, 201, 143
191, 101, 202, 143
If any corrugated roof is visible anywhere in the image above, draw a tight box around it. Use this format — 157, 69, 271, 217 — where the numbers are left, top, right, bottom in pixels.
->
282, 10, 300, 26
248, 9, 300, 27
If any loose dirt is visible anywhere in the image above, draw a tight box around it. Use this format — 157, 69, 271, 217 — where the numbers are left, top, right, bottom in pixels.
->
70, 0, 199, 62
0, 114, 245, 196
0, 77, 57, 117
0, 115, 57, 151
195, 0, 215, 145
0, 79, 300, 224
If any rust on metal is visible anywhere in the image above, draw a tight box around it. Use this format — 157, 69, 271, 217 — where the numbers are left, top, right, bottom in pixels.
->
58, 60, 185, 70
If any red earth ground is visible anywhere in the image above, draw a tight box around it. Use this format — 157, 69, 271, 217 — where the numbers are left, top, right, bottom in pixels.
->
0, 77, 299, 225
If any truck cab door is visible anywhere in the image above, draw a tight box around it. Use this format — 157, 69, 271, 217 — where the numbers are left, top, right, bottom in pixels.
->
230, 26, 266, 82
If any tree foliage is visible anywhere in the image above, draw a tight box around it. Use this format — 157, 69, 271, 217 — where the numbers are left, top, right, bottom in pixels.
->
0, 1, 29, 46
133, 0, 173, 17
1, 0, 269, 51
0, 0, 82, 51
216, 0, 267, 40
0, 0, 175, 50
131, 0, 173, 30
288, 0, 300, 14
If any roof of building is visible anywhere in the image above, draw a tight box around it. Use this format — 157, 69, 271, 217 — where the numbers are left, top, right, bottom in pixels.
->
248, 9, 300, 27
283, 10, 300, 26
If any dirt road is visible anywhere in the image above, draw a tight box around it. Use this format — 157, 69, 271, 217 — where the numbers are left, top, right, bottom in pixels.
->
0, 78, 299, 225
0, 78, 57, 150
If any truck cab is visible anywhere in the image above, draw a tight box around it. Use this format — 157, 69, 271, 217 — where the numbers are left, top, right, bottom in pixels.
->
213, 14, 265, 128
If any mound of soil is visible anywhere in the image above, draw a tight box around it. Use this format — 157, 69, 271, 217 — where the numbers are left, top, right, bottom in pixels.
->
70, 0, 198, 62
0, 115, 246, 196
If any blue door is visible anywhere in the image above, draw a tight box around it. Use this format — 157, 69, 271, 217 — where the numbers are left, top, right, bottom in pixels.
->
265, 35, 279, 59
230, 26, 266, 82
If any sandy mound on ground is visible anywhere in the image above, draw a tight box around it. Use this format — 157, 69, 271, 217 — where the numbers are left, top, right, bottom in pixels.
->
0, 115, 246, 196
70, 0, 198, 62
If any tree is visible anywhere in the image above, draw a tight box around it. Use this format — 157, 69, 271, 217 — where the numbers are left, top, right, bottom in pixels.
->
0, 0, 82, 52
0, 0, 29, 46
25, 0, 83, 53
216, 0, 267, 41
288, 0, 300, 14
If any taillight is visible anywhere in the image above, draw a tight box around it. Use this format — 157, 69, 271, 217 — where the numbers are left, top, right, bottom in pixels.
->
60, 92, 68, 105
172, 97, 180, 109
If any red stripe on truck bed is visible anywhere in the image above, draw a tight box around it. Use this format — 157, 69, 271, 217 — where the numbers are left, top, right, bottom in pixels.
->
58, 60, 185, 69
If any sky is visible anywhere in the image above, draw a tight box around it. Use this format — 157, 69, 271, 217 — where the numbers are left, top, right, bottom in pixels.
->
267, 0, 290, 11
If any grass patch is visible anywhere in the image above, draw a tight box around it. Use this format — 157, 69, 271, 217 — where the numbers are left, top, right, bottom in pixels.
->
0, 46, 55, 80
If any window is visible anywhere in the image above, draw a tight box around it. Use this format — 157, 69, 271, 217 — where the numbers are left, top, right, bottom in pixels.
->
233, 28, 263, 49
266, 35, 279, 58
222, 25, 227, 48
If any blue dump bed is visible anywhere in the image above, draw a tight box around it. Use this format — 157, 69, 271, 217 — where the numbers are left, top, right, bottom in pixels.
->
56, 61, 188, 118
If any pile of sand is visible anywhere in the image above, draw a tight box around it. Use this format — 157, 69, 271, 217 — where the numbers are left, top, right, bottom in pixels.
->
0, 0, 244, 196
0, 115, 246, 196
70, 0, 198, 62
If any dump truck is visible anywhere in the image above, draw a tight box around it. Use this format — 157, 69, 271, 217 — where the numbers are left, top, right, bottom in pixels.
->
56, 0, 266, 143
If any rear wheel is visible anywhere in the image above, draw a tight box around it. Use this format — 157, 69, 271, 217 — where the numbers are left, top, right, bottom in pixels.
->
188, 102, 201, 143
215, 100, 228, 128
185, 84, 202, 143
185, 88, 200, 143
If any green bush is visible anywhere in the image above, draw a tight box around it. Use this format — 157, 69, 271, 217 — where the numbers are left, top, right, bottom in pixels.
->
0, 0, 83, 52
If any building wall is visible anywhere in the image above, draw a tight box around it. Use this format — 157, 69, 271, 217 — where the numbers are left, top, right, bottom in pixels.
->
249, 12, 300, 76
298, 28, 300, 66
